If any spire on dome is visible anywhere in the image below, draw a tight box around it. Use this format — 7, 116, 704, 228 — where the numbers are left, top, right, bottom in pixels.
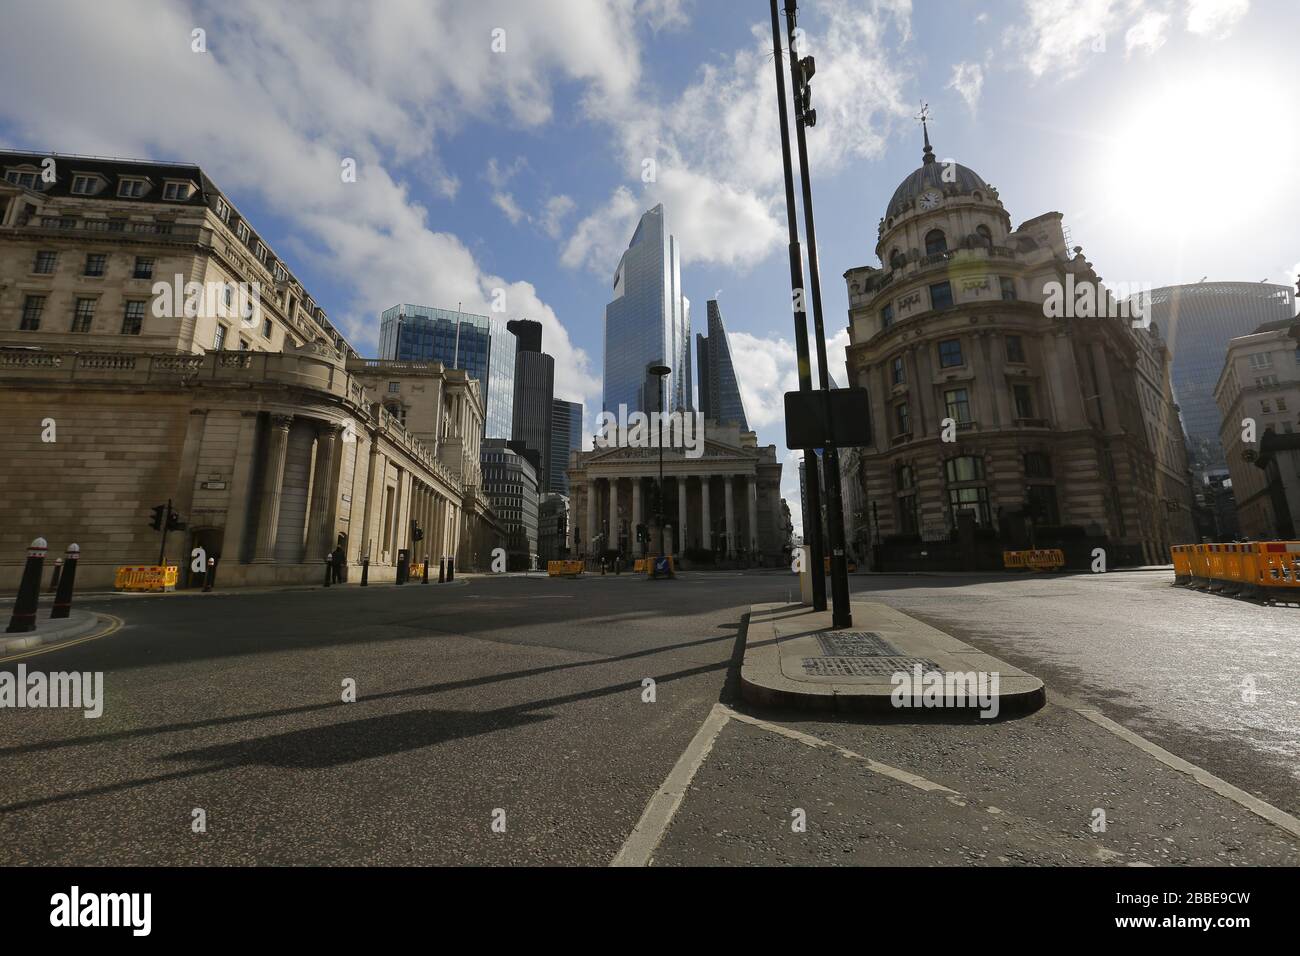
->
917, 102, 935, 165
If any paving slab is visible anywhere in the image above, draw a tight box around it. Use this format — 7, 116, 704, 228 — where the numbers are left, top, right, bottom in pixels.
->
741, 601, 1045, 715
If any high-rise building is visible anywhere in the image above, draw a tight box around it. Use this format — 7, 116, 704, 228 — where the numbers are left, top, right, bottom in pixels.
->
1145, 282, 1295, 478
378, 303, 516, 439
549, 398, 583, 495
481, 437, 539, 570
603, 204, 692, 415
696, 299, 750, 431
508, 318, 554, 490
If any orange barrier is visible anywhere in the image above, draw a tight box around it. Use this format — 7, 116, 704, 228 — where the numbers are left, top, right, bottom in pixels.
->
1171, 541, 1300, 603
1002, 549, 1066, 571
547, 560, 584, 577
113, 565, 178, 592
1170, 544, 1193, 585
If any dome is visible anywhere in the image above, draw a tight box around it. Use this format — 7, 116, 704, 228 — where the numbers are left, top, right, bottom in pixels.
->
884, 124, 990, 221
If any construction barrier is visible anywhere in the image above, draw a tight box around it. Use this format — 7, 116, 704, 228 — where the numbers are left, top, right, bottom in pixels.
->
1171, 541, 1300, 603
644, 555, 674, 576
547, 560, 584, 577
409, 562, 424, 580
823, 557, 859, 573
1002, 549, 1066, 571
114, 565, 179, 592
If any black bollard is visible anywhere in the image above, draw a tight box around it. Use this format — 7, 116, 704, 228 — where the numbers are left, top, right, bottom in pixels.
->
49, 558, 63, 593
51, 543, 79, 619
7, 537, 47, 633
423, 556, 429, 584
447, 556, 454, 582
203, 557, 216, 592
361, 557, 370, 587
439, 557, 446, 583
323, 555, 332, 587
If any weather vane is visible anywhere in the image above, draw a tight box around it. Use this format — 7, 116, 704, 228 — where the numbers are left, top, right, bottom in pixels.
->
915, 102, 931, 127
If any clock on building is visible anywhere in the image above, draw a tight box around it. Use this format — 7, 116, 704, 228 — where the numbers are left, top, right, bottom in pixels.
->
918, 189, 942, 211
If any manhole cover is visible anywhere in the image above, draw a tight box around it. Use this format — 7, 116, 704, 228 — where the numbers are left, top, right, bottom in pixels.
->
815, 630, 900, 657
800, 656, 944, 677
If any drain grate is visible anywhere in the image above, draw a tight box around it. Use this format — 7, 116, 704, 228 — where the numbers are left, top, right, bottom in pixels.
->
815, 631, 901, 657
801, 656, 943, 677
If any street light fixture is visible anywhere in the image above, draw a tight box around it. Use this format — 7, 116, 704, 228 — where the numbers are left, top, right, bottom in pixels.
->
649, 364, 671, 574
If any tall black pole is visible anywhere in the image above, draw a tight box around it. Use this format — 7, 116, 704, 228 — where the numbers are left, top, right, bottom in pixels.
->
158, 497, 171, 567
784, 0, 851, 627
770, 0, 826, 611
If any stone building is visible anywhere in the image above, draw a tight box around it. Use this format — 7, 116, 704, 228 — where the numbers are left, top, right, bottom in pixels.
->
1216, 318, 1300, 539
842, 127, 1190, 567
567, 420, 784, 564
0, 150, 500, 587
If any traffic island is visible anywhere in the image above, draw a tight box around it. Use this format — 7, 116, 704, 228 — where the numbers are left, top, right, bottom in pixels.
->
1, 609, 110, 656
741, 601, 1045, 716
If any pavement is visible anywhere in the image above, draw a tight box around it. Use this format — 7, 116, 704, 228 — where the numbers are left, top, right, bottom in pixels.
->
1, 569, 1298, 866
740, 600, 1044, 713
0, 608, 111, 656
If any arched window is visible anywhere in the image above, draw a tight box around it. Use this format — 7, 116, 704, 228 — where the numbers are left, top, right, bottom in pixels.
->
925, 229, 947, 255
975, 224, 993, 246
889, 248, 905, 270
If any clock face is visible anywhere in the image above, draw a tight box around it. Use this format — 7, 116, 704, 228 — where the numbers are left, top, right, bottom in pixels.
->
918, 189, 942, 211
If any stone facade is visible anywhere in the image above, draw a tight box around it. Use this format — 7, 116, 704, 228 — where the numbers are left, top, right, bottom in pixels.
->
567, 421, 784, 564
843, 132, 1192, 566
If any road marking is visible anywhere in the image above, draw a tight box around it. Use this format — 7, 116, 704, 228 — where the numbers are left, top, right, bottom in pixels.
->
612, 702, 732, 867
1069, 704, 1300, 841
0, 614, 123, 664
724, 708, 958, 794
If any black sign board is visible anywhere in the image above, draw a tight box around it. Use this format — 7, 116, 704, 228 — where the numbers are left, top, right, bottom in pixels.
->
784, 388, 871, 449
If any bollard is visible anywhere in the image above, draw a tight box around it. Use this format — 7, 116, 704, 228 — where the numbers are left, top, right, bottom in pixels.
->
439, 557, 446, 583
601, 558, 606, 576
423, 556, 429, 584
49, 557, 63, 593
203, 557, 216, 592
324, 555, 332, 587
7, 537, 47, 633
50, 543, 79, 619
447, 557, 454, 582
361, 557, 370, 587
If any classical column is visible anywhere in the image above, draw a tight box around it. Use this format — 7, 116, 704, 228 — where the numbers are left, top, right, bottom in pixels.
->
701, 477, 711, 551
677, 476, 688, 554
586, 477, 598, 557
305, 422, 341, 563
632, 478, 643, 556
360, 438, 382, 561
252, 414, 294, 563
724, 475, 735, 558
222, 411, 262, 563
747, 477, 759, 554
608, 477, 619, 552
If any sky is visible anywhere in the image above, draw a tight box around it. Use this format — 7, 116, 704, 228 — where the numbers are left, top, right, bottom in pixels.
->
3, 0, 1296, 534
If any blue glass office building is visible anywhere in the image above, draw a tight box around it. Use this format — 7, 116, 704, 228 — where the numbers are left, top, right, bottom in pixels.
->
378, 303, 515, 439
603, 204, 693, 415
696, 299, 750, 431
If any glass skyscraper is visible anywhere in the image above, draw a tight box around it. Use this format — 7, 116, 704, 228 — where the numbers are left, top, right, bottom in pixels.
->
378, 303, 515, 439
549, 398, 583, 495
603, 204, 693, 414
696, 299, 749, 430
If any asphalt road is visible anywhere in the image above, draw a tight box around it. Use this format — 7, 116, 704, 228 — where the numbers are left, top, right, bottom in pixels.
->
1, 569, 1296, 865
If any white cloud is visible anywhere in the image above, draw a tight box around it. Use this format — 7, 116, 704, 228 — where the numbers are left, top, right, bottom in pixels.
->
538, 195, 577, 239
1125, 10, 1170, 56
1185, 0, 1250, 37
0, 0, 638, 407
947, 61, 985, 115
564, 0, 912, 275
492, 191, 527, 224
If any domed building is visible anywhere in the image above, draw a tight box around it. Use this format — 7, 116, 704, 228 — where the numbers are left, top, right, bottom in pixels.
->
842, 124, 1194, 568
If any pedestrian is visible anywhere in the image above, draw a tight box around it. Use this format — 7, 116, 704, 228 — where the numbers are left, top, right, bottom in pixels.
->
331, 544, 345, 584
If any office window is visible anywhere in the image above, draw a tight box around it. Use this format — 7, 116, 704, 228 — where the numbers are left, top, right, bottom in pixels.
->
84, 254, 107, 277
235, 220, 250, 242
896, 463, 914, 490
117, 178, 147, 198
891, 355, 906, 385
894, 402, 910, 436
1024, 451, 1053, 478
948, 486, 991, 526
5, 168, 39, 188
33, 250, 57, 274
388, 381, 400, 394
937, 337, 963, 368
1006, 334, 1025, 363
71, 297, 96, 333
262, 318, 273, 339
1262, 399, 1273, 413
944, 387, 971, 423
1248, 352, 1273, 369
121, 300, 146, 335
881, 303, 893, 329
945, 455, 985, 483
925, 229, 947, 255
255, 241, 268, 263
133, 257, 155, 279
1025, 484, 1060, 525
214, 324, 227, 351
162, 181, 192, 201
20, 295, 45, 331
70, 175, 101, 195
1013, 383, 1035, 418
215, 197, 230, 222
1278, 398, 1289, 412
897, 495, 919, 535
1000, 276, 1017, 301
238, 338, 250, 351
930, 281, 954, 310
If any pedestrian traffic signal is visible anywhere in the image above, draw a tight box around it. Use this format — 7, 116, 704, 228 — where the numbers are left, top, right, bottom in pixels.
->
412, 523, 424, 542
166, 510, 186, 532
149, 504, 166, 531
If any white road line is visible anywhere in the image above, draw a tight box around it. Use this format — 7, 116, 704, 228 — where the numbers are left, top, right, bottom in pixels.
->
724, 707, 958, 794
612, 702, 733, 867
1071, 705, 1300, 841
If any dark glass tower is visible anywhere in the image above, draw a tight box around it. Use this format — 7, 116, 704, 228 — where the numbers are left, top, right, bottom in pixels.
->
549, 399, 583, 495
508, 319, 555, 491
696, 299, 750, 430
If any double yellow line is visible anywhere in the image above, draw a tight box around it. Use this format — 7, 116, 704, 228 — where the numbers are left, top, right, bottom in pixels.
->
0, 613, 124, 664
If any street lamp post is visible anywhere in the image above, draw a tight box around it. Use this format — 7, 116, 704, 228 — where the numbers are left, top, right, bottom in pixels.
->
650, 363, 671, 572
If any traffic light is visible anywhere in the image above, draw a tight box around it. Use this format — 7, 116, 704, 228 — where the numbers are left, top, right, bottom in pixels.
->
166, 510, 186, 532
797, 56, 816, 127
149, 504, 166, 531
636, 524, 647, 543
412, 521, 424, 542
